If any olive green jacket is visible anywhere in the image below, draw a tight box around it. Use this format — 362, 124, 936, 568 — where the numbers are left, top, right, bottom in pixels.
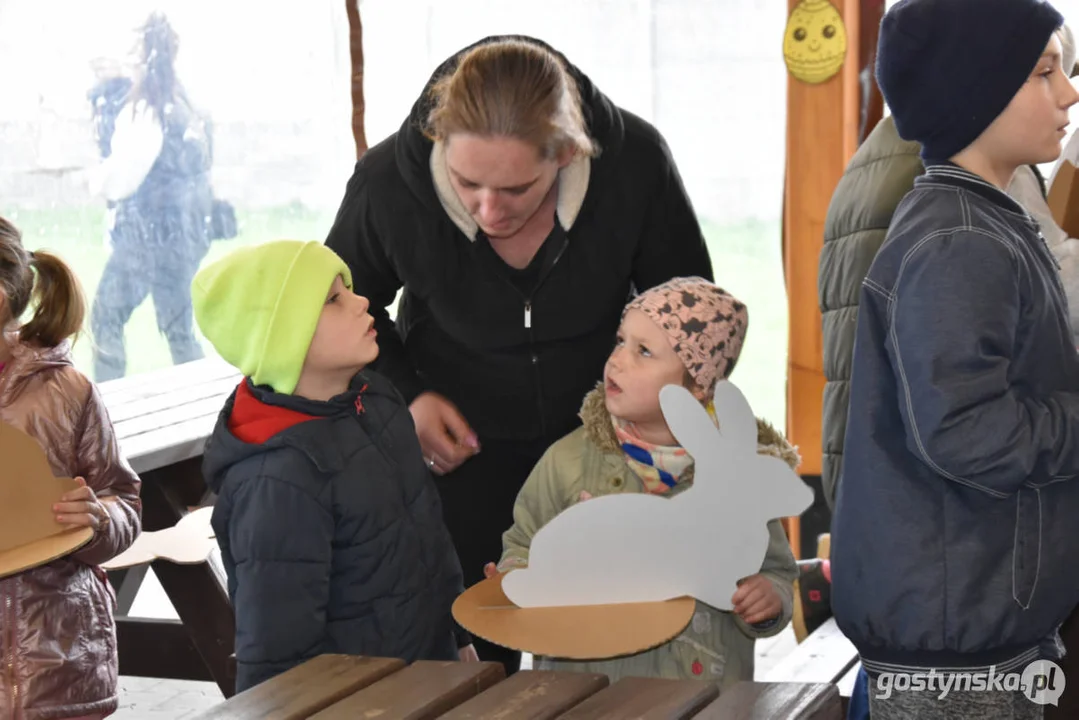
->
498, 386, 800, 690
819, 116, 923, 510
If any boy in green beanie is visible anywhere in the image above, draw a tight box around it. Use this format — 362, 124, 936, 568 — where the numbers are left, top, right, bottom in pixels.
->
191, 240, 474, 692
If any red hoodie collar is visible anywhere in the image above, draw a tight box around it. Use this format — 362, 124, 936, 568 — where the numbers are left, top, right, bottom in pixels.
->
228, 380, 321, 444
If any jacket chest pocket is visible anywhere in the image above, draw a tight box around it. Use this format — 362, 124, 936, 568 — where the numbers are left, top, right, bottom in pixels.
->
1012, 487, 1043, 610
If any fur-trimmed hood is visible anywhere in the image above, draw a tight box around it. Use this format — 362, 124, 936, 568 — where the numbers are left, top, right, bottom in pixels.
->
578, 384, 801, 478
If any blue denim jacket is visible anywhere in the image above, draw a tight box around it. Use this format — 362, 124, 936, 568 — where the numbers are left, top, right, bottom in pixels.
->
832, 163, 1079, 677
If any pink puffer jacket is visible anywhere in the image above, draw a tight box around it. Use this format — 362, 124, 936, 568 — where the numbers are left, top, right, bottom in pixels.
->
0, 337, 142, 720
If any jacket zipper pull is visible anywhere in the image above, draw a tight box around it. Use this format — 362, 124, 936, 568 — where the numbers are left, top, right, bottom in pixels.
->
354, 384, 368, 415
524, 302, 532, 329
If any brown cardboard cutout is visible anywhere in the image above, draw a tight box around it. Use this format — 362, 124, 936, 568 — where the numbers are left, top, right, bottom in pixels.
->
453, 573, 695, 660
0, 422, 93, 580
1048, 159, 1079, 238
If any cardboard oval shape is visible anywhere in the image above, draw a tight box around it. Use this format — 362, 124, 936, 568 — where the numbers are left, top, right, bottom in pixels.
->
452, 572, 695, 660
0, 422, 94, 580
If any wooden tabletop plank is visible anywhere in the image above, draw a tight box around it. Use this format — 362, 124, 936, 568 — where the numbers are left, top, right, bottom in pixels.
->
439, 670, 609, 720
97, 357, 240, 474
309, 660, 504, 719
108, 375, 237, 425
119, 413, 221, 474
189, 654, 405, 720
693, 681, 843, 720
101, 357, 238, 406
113, 393, 231, 439
555, 676, 718, 720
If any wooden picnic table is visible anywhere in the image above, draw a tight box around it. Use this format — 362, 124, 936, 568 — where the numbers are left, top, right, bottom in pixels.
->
97, 355, 1079, 714
190, 654, 844, 720
101, 357, 241, 697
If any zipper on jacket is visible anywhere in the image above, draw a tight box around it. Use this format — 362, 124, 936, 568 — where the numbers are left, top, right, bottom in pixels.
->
350, 384, 403, 472
490, 235, 570, 438
1035, 232, 1071, 308
354, 384, 369, 415
5, 591, 17, 712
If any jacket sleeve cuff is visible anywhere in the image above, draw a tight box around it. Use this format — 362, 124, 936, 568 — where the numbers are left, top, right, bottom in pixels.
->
751, 617, 780, 631
72, 498, 127, 566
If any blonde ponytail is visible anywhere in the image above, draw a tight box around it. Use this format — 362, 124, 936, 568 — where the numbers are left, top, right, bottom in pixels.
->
0, 217, 85, 347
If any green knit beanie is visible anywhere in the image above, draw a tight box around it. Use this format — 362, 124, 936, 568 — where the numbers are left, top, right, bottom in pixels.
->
191, 240, 352, 395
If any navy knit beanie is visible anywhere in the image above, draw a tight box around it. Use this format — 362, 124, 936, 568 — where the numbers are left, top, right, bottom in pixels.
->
876, 0, 1064, 161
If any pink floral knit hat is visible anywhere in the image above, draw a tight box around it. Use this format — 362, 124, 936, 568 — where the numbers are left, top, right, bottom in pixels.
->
624, 277, 748, 395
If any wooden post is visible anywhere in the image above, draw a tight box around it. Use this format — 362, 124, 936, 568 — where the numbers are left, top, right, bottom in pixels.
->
782, 0, 861, 558
346, 0, 368, 159
858, 0, 885, 143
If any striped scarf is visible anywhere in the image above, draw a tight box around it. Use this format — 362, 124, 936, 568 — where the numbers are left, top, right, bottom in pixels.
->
611, 401, 718, 494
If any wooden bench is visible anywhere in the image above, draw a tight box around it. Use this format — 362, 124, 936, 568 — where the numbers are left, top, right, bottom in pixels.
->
192, 654, 843, 720
762, 617, 860, 716
762, 618, 858, 688
100, 358, 241, 696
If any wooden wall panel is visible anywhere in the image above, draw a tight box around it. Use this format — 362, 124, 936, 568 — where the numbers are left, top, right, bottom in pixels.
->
783, 0, 862, 556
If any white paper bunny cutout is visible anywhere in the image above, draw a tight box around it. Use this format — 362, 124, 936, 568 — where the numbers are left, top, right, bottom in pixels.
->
501, 380, 814, 611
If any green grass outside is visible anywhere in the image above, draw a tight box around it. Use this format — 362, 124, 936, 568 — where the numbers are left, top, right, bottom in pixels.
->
2, 205, 788, 428
4, 202, 335, 377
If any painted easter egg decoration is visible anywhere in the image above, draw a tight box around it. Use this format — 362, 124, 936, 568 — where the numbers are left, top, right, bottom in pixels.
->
784, 0, 848, 84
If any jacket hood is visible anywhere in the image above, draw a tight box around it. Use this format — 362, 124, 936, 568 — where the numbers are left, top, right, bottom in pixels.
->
202, 373, 376, 494
394, 35, 626, 236
578, 383, 801, 478
0, 332, 75, 405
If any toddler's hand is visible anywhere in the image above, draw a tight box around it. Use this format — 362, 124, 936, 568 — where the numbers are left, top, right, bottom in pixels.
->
483, 562, 498, 579
458, 644, 479, 662
53, 477, 109, 532
731, 574, 782, 625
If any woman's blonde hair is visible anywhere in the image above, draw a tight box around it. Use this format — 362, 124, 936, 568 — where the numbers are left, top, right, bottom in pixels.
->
425, 39, 598, 160
0, 216, 86, 347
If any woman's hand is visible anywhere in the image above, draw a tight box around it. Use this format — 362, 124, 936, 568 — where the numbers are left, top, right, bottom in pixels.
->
53, 477, 110, 532
731, 574, 782, 625
410, 392, 480, 475
458, 644, 480, 662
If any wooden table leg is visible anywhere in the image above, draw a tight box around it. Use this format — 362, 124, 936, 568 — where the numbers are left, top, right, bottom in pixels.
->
116, 616, 215, 682
125, 456, 236, 697
108, 565, 148, 615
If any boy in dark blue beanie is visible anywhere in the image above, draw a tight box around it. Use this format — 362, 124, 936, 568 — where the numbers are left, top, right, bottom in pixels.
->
832, 1, 1079, 718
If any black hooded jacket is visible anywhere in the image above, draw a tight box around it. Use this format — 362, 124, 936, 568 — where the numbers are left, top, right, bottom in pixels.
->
201, 372, 464, 691
326, 36, 713, 443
